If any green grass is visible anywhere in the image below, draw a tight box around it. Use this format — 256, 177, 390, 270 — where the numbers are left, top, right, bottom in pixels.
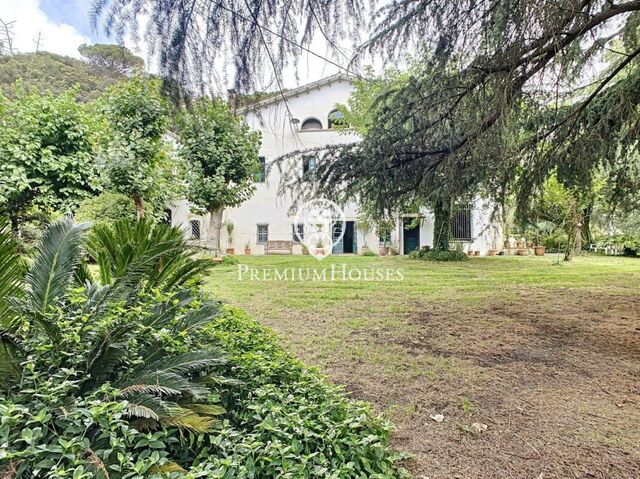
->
203, 254, 640, 477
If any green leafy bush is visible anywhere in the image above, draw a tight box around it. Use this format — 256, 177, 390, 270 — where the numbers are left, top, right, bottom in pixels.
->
362, 249, 379, 256
75, 191, 137, 226
409, 246, 468, 262
195, 308, 408, 477
0, 218, 406, 478
221, 254, 240, 265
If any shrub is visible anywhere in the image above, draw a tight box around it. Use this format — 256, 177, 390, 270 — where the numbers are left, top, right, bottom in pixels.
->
221, 254, 240, 265
0, 218, 406, 478
75, 192, 137, 226
195, 308, 408, 477
362, 249, 379, 256
409, 246, 468, 262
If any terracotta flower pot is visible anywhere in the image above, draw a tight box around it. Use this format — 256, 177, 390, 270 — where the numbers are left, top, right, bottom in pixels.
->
534, 245, 546, 256
226, 248, 235, 255
360, 246, 370, 255
503, 240, 510, 248
474, 250, 480, 256
244, 248, 251, 256
378, 246, 389, 256
488, 249, 498, 256
467, 250, 474, 257
527, 242, 534, 248
516, 248, 528, 256
315, 248, 325, 256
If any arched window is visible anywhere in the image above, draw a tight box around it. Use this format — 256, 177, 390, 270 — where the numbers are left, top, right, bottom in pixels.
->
328, 109, 345, 129
300, 117, 322, 130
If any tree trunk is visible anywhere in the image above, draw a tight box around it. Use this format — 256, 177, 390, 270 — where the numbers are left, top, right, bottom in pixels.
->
207, 207, 224, 253
433, 198, 451, 252
132, 194, 144, 219
581, 204, 592, 246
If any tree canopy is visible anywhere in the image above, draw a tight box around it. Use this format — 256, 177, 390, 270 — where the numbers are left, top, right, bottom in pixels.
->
0, 84, 98, 229
96, 76, 180, 217
78, 43, 144, 77
178, 97, 260, 249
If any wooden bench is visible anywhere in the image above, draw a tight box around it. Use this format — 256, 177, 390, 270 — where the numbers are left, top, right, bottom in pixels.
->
265, 240, 293, 255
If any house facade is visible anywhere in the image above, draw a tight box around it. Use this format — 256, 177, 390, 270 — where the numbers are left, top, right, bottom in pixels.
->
170, 74, 501, 255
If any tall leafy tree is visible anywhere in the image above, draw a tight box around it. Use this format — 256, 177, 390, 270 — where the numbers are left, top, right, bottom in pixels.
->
97, 76, 178, 217
0, 84, 97, 232
78, 43, 144, 77
95, 1, 640, 257
178, 98, 260, 252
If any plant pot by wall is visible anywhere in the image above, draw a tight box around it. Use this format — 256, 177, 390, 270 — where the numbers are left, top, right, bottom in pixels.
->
503, 240, 510, 248
534, 245, 546, 256
516, 248, 528, 256
467, 250, 474, 257
474, 250, 480, 256
315, 248, 325, 256
488, 249, 498, 256
302, 246, 310, 255
527, 241, 534, 248
244, 248, 251, 256
361, 246, 370, 255
516, 241, 524, 249
379, 246, 389, 256
226, 248, 235, 255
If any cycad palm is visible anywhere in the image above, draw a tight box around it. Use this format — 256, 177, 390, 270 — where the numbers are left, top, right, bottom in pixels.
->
0, 217, 224, 432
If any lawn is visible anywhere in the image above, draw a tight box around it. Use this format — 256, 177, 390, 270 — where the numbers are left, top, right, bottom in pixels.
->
204, 254, 640, 478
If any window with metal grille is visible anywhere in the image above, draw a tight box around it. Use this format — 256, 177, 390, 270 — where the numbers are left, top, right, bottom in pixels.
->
257, 224, 269, 243
451, 208, 472, 240
254, 156, 266, 182
292, 223, 304, 242
190, 219, 201, 240
163, 209, 172, 225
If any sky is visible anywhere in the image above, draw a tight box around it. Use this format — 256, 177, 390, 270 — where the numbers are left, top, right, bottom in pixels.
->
0, 0, 358, 91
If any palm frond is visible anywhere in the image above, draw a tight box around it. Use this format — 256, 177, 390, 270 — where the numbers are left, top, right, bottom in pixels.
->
172, 301, 221, 334
0, 329, 22, 385
160, 410, 220, 432
181, 403, 225, 416
116, 351, 225, 400
87, 219, 212, 294
123, 393, 177, 420
0, 218, 24, 330
25, 218, 90, 338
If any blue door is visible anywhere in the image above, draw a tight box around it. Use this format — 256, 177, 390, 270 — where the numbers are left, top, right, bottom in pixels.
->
332, 222, 344, 254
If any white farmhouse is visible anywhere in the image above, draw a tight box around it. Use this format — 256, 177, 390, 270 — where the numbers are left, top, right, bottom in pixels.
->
170, 74, 501, 255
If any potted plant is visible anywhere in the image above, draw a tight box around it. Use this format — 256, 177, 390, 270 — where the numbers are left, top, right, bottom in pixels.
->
516, 248, 528, 256
315, 239, 325, 256
302, 245, 310, 255
357, 212, 373, 255
244, 240, 251, 256
474, 250, 481, 256
225, 220, 235, 255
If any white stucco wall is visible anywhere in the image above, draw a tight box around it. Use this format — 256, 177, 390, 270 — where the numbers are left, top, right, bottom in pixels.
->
171, 76, 502, 255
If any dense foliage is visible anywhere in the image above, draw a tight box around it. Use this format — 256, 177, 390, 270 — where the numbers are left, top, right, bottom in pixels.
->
75, 192, 138, 226
179, 98, 260, 250
0, 84, 98, 230
408, 247, 468, 262
0, 218, 404, 477
97, 76, 181, 217
0, 52, 122, 101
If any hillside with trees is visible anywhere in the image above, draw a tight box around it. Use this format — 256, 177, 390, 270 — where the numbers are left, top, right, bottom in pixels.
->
0, 45, 143, 101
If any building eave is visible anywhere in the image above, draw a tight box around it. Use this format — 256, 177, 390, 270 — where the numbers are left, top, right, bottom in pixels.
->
237, 73, 355, 115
